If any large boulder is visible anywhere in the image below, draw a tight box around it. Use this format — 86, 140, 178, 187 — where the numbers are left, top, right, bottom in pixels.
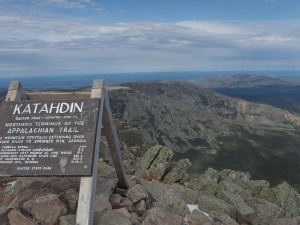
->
215, 181, 251, 201
23, 193, 67, 225
59, 215, 76, 225
137, 179, 189, 217
258, 182, 300, 217
270, 217, 300, 225
125, 184, 150, 204
188, 209, 215, 225
209, 211, 239, 225
0, 196, 19, 225
170, 183, 199, 204
245, 180, 269, 197
245, 198, 284, 225
141, 207, 176, 225
94, 210, 132, 225
163, 159, 191, 184
188, 167, 219, 194
218, 169, 251, 188
94, 178, 118, 213
8, 209, 35, 225
217, 191, 254, 221
197, 195, 237, 218
134, 145, 174, 180
64, 189, 78, 214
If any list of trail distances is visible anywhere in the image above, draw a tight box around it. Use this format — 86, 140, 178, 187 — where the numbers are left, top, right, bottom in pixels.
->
0, 99, 100, 176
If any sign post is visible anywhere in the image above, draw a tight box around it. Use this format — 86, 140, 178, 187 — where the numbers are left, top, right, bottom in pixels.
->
0, 79, 129, 225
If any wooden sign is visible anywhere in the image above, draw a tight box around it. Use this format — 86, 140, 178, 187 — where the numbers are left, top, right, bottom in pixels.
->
0, 99, 100, 176
1, 79, 129, 225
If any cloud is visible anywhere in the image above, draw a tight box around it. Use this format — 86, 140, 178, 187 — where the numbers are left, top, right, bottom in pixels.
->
36, 0, 90, 9
0, 12, 299, 76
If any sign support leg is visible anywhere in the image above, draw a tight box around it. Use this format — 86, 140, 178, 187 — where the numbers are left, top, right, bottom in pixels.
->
76, 80, 104, 225
103, 90, 129, 189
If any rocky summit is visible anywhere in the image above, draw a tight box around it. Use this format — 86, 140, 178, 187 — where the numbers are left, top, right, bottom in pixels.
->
1, 144, 300, 225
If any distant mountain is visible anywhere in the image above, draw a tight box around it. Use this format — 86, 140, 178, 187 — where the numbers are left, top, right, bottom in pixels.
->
195, 74, 299, 88
108, 80, 300, 186
108, 81, 300, 186
192, 74, 300, 113
109, 80, 299, 150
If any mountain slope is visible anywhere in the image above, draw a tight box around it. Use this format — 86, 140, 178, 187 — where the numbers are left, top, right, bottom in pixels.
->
108, 80, 300, 186
108, 81, 300, 153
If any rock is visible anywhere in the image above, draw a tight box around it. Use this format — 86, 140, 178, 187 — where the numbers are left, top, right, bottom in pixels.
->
64, 189, 78, 214
188, 210, 214, 225
135, 145, 174, 181
188, 168, 219, 194
94, 210, 132, 225
258, 181, 300, 217
245, 180, 269, 197
170, 183, 199, 204
141, 207, 176, 225
137, 179, 189, 217
270, 217, 300, 225
59, 215, 76, 225
51, 177, 80, 192
0, 196, 20, 225
209, 211, 239, 225
94, 177, 118, 212
167, 212, 185, 225
8, 209, 36, 225
245, 198, 284, 225
218, 169, 251, 188
99, 138, 113, 164
109, 194, 134, 212
0, 180, 22, 208
125, 184, 149, 204
17, 177, 59, 188
146, 146, 174, 181
130, 212, 141, 225
163, 159, 191, 184
18, 181, 47, 208
95, 192, 112, 212
134, 199, 147, 216
96, 177, 118, 195
113, 208, 131, 219
97, 161, 117, 179
215, 181, 251, 201
217, 191, 254, 220
23, 193, 67, 225
134, 145, 162, 176
197, 195, 237, 218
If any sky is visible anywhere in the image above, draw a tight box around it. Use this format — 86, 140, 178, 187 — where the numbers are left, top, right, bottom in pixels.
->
0, 0, 300, 77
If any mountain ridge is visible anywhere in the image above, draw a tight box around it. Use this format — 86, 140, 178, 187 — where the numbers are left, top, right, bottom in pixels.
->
108, 80, 299, 153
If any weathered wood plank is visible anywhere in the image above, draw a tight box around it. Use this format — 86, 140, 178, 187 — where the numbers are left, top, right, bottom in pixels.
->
76, 79, 104, 225
102, 89, 129, 189
5, 80, 28, 101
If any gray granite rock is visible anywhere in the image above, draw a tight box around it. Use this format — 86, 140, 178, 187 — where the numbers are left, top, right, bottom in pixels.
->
137, 179, 189, 217
23, 193, 67, 225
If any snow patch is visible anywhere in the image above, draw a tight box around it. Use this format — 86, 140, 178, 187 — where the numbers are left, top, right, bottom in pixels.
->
186, 204, 213, 220
7, 181, 16, 188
